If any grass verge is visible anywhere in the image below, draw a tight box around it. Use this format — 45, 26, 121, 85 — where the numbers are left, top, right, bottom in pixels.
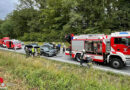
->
0, 50, 130, 90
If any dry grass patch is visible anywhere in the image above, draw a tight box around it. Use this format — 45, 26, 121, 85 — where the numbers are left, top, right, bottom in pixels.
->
0, 50, 130, 90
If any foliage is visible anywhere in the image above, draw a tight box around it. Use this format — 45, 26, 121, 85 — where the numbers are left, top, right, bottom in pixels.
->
0, 0, 129, 41
0, 20, 15, 38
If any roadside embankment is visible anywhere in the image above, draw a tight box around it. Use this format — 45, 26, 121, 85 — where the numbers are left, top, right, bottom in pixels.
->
0, 50, 130, 90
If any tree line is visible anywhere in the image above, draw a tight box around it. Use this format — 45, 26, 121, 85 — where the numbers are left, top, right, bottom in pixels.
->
0, 0, 129, 42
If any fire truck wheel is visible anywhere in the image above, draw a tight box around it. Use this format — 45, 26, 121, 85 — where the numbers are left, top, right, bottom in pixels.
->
75, 53, 81, 62
110, 58, 123, 69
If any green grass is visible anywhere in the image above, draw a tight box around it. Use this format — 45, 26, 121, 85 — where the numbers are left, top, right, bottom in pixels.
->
0, 50, 130, 90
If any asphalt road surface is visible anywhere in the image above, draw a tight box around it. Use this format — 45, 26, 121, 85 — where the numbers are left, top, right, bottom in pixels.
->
0, 46, 130, 76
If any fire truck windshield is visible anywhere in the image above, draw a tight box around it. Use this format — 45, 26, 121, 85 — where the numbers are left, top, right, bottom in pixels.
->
128, 38, 130, 46
114, 37, 130, 46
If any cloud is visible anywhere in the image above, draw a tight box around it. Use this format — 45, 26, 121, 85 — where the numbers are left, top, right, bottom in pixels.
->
0, 0, 18, 20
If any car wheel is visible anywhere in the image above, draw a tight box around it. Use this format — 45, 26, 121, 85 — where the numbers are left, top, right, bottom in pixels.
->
110, 58, 123, 69
46, 54, 49, 57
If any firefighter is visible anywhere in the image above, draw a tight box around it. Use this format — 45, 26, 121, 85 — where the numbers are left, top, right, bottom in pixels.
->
52, 42, 56, 49
62, 43, 66, 53
80, 49, 92, 67
32, 47, 35, 57
25, 47, 27, 55
37, 47, 41, 57
25, 46, 30, 58
63, 46, 65, 53
28, 48, 32, 56
56, 44, 59, 52
80, 49, 86, 66
58, 44, 61, 52
26, 48, 30, 57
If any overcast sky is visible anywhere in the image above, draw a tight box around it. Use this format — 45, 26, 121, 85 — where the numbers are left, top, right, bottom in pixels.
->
0, 0, 18, 20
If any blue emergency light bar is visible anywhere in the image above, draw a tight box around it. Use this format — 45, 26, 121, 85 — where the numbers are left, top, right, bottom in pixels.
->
119, 32, 128, 34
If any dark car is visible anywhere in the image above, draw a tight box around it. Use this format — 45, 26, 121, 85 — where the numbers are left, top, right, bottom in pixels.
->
24, 43, 39, 48
40, 45, 57, 57
24, 43, 40, 52
30, 43, 38, 47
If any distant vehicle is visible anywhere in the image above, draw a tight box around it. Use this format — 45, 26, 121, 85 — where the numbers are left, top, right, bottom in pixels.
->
0, 37, 10, 47
29, 43, 39, 47
40, 45, 57, 57
0, 39, 3, 47
43, 43, 55, 48
6, 40, 22, 49
24, 44, 39, 49
21, 42, 24, 45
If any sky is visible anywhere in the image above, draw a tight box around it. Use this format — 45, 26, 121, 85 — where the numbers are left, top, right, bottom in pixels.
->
0, 0, 18, 20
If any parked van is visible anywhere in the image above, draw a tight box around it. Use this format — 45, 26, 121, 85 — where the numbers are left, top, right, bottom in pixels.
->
6, 40, 22, 49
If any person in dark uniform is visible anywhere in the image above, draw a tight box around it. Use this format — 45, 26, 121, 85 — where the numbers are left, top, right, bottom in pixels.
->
80, 49, 86, 66
80, 49, 92, 67
63, 46, 65, 53
25, 47, 30, 58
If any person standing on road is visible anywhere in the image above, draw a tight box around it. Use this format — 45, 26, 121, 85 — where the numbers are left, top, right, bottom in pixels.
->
37, 47, 41, 57
25, 47, 28, 57
32, 47, 35, 57
28, 48, 32, 56
80, 49, 92, 67
58, 44, 61, 51
63, 46, 65, 53
25, 47, 30, 58
80, 49, 86, 66
62, 44, 66, 53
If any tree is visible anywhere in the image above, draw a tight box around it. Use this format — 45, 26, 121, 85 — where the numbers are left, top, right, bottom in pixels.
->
0, 20, 14, 38
1, 0, 129, 41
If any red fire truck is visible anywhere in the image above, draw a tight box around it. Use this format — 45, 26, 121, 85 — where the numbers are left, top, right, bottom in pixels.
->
65, 32, 130, 69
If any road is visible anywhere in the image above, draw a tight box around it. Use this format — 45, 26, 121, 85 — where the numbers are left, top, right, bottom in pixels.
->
0, 46, 130, 76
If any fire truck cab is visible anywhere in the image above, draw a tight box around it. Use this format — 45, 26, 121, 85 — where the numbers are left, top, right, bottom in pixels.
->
109, 32, 130, 68
65, 32, 130, 69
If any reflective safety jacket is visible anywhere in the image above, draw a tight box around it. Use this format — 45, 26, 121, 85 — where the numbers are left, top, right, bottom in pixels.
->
32, 48, 35, 53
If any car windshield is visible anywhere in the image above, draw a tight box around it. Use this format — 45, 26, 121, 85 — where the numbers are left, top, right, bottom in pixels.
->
14, 41, 20, 44
32, 43, 38, 45
42, 45, 53, 50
